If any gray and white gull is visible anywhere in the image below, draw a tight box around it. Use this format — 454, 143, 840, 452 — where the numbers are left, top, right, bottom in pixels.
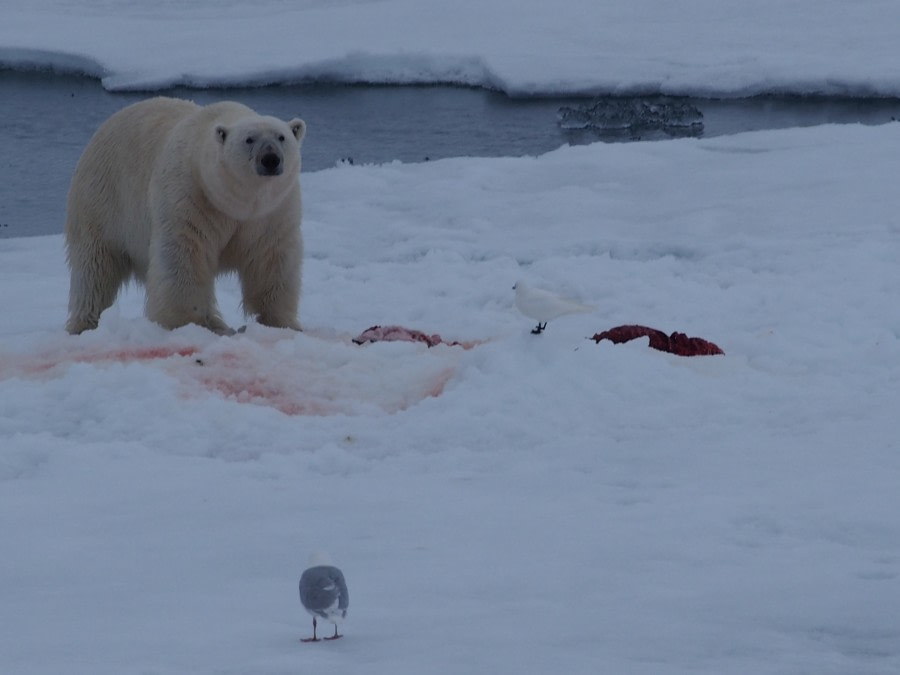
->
299, 552, 349, 642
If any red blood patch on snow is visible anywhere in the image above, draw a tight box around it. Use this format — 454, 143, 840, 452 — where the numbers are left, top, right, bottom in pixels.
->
424, 367, 456, 399
3, 345, 199, 377
0, 339, 453, 417
194, 371, 334, 416
104, 346, 199, 361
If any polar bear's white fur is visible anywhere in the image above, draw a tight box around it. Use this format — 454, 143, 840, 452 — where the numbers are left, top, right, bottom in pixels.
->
65, 96, 306, 335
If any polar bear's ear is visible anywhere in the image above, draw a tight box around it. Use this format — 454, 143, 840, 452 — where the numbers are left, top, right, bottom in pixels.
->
289, 119, 306, 142
215, 125, 229, 144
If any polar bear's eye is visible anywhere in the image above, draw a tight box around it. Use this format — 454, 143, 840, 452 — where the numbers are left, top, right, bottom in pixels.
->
245, 136, 254, 145
278, 134, 286, 142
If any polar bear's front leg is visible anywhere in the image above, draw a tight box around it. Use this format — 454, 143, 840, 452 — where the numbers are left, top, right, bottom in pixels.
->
238, 233, 302, 331
145, 230, 233, 335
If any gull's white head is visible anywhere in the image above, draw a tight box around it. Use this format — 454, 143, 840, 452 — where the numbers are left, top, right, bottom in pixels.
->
309, 551, 332, 567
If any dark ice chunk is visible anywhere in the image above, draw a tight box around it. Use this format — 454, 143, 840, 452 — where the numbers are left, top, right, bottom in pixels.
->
558, 97, 704, 135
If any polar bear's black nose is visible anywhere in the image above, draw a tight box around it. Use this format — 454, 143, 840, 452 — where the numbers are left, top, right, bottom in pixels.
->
258, 151, 283, 176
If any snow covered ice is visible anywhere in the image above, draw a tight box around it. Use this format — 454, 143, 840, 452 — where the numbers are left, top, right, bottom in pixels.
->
3, 2, 900, 674
5, 0, 900, 97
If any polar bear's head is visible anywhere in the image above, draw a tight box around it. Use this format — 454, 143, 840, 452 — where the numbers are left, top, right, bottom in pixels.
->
203, 113, 306, 220
215, 115, 306, 179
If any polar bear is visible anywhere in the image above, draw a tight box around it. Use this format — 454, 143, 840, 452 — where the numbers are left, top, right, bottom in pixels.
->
65, 96, 306, 335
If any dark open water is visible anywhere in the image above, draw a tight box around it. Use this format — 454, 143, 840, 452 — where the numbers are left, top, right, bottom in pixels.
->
2, 69, 900, 238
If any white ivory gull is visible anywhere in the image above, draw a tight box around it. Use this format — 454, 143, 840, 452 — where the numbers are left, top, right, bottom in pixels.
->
513, 280, 593, 334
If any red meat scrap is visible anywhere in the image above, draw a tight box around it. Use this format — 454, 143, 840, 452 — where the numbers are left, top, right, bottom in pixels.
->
352, 325, 480, 349
591, 324, 724, 356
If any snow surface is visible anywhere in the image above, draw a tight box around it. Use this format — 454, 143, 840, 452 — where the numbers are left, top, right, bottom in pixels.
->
3, 122, 900, 674
2, 0, 900, 97
3, 2, 900, 673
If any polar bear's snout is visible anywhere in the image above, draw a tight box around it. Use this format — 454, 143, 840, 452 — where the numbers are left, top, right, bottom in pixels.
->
257, 143, 284, 176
